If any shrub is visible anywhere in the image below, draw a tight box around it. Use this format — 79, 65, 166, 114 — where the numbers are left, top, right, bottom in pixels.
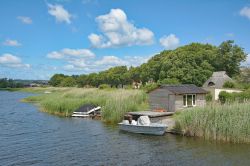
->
98, 84, 110, 89
142, 83, 159, 93
219, 90, 250, 103
218, 91, 230, 104
205, 92, 213, 102
223, 81, 235, 88
158, 78, 180, 85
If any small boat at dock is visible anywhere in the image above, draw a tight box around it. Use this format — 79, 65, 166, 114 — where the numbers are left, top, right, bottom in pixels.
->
72, 104, 101, 118
118, 116, 167, 135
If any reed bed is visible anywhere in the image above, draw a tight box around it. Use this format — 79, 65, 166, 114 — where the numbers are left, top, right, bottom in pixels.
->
23, 88, 148, 123
174, 102, 250, 143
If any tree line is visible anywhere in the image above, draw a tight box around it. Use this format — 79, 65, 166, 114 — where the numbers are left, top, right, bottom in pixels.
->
0, 78, 25, 88
49, 40, 248, 88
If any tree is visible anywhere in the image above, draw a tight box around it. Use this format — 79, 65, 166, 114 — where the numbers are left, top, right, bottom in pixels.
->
77, 74, 88, 87
60, 76, 77, 87
215, 40, 247, 77
48, 41, 247, 88
159, 43, 215, 86
49, 74, 66, 87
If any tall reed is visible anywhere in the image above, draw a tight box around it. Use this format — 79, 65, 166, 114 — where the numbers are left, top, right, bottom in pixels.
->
174, 102, 250, 143
23, 88, 148, 123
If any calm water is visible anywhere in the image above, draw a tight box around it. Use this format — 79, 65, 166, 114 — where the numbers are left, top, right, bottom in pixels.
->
0, 91, 250, 166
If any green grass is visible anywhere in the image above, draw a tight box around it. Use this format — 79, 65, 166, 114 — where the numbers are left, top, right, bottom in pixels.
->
23, 87, 148, 123
174, 103, 250, 143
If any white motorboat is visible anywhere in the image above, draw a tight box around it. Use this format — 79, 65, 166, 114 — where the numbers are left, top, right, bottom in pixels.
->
72, 104, 101, 118
118, 116, 167, 136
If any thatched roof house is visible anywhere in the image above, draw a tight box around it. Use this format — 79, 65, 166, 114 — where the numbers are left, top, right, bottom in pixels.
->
149, 84, 208, 112
203, 71, 241, 100
203, 71, 232, 88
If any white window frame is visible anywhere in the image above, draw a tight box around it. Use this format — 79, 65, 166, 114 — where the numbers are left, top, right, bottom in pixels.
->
183, 94, 196, 107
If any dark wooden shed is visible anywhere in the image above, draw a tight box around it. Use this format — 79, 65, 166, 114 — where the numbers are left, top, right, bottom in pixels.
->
148, 84, 208, 112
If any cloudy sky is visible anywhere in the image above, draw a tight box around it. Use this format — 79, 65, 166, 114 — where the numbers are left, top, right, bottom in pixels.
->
0, 0, 249, 80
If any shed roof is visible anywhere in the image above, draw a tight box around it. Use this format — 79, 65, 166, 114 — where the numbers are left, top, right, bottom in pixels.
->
160, 84, 208, 94
202, 71, 232, 88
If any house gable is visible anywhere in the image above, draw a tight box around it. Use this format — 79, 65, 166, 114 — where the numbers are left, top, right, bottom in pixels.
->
203, 71, 233, 89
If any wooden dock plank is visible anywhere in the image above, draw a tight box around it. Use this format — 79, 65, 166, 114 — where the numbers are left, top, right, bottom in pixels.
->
127, 111, 174, 118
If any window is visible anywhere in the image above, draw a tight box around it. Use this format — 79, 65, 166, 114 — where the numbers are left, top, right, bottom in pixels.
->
183, 95, 186, 106
193, 95, 196, 105
183, 94, 196, 107
208, 82, 215, 87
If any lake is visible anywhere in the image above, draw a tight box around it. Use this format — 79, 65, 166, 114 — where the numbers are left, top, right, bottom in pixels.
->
0, 91, 250, 166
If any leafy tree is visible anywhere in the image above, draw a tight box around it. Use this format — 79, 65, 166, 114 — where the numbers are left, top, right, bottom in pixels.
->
48, 41, 247, 88
158, 78, 180, 85
159, 43, 215, 86
215, 40, 247, 77
76, 74, 88, 87
49, 74, 66, 87
60, 76, 77, 87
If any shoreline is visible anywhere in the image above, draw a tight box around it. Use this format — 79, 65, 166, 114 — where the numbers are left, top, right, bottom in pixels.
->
2, 87, 249, 144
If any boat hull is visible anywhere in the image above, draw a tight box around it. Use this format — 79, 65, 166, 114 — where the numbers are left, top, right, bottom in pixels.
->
118, 123, 167, 136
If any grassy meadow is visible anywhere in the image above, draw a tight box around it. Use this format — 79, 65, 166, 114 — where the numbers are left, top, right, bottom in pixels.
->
22, 87, 148, 124
174, 102, 250, 143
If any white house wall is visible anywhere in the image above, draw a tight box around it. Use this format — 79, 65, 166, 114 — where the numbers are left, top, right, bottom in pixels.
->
214, 89, 242, 100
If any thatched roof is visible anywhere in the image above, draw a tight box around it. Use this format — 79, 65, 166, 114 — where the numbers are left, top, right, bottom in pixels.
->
203, 71, 232, 88
160, 84, 208, 94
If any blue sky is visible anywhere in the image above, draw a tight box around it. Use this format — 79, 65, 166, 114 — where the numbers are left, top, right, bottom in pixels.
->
0, 0, 249, 80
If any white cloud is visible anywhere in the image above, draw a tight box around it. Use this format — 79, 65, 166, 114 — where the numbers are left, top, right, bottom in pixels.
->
17, 16, 32, 24
95, 56, 127, 66
240, 6, 250, 19
124, 55, 151, 66
225, 33, 234, 37
62, 48, 95, 57
88, 8, 154, 48
48, 4, 72, 24
47, 48, 95, 59
47, 51, 64, 59
0, 53, 30, 68
159, 34, 180, 50
47, 48, 153, 73
3, 39, 22, 47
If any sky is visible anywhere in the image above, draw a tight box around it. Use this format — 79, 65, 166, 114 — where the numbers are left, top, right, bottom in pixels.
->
0, 0, 250, 80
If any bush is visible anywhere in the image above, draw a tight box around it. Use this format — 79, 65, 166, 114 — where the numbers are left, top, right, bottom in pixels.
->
223, 81, 235, 88
98, 84, 110, 89
205, 92, 213, 102
158, 78, 180, 85
142, 83, 159, 93
219, 90, 250, 103
218, 91, 230, 104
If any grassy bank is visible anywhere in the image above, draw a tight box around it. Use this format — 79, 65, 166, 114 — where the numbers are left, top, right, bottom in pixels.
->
22, 87, 148, 124
174, 103, 250, 143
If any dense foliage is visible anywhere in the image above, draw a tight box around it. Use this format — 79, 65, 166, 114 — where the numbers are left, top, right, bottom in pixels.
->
223, 81, 235, 88
0, 78, 24, 88
219, 90, 250, 104
49, 40, 247, 87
